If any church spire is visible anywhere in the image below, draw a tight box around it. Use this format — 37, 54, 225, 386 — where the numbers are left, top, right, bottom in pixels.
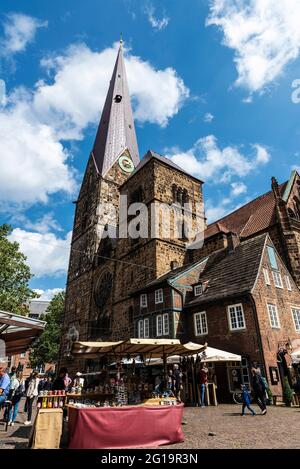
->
92, 42, 140, 176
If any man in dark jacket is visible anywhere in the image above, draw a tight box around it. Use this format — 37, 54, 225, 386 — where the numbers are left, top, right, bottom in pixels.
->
251, 367, 267, 414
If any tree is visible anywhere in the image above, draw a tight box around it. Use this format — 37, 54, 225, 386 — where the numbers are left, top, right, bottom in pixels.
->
30, 291, 65, 367
0, 224, 37, 315
283, 376, 293, 406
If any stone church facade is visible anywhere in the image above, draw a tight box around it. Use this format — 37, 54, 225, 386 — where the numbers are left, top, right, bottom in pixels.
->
59, 43, 300, 386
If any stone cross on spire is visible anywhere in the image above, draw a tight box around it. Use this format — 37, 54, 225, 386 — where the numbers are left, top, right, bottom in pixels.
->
92, 41, 140, 176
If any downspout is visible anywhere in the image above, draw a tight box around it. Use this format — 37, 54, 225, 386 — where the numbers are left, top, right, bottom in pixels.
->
248, 293, 267, 380
168, 280, 185, 341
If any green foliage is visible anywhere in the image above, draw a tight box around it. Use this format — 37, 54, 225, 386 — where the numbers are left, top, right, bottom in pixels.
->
30, 291, 65, 367
0, 224, 37, 315
283, 377, 293, 405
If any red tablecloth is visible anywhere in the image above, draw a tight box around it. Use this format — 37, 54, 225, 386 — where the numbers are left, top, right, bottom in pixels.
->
68, 404, 184, 449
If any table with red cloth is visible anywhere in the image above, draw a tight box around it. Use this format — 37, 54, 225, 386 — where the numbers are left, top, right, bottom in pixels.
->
67, 404, 184, 449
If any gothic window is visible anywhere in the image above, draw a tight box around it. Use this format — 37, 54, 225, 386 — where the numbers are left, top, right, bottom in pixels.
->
94, 270, 113, 308
182, 189, 189, 204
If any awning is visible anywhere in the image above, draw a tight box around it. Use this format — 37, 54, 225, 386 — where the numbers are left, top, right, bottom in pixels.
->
147, 346, 241, 365
0, 310, 46, 357
71, 338, 206, 360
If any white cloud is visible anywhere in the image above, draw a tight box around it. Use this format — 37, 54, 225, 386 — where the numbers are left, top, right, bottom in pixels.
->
166, 135, 270, 182
35, 43, 188, 133
205, 197, 246, 224
0, 42, 188, 207
206, 0, 300, 93
144, 3, 169, 31
33, 288, 64, 301
23, 213, 63, 233
0, 92, 76, 205
1, 13, 47, 56
203, 112, 214, 123
230, 181, 247, 197
8, 229, 72, 277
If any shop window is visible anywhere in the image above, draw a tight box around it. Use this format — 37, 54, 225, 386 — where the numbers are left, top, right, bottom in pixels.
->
263, 268, 270, 286
194, 284, 203, 296
267, 304, 280, 329
291, 307, 300, 332
272, 271, 283, 289
156, 315, 163, 336
140, 294, 147, 308
155, 289, 163, 304
267, 246, 278, 270
285, 275, 292, 291
194, 311, 208, 336
227, 304, 246, 331
163, 313, 169, 335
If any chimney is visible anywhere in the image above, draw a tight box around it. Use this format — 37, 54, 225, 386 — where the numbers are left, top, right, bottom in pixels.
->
226, 232, 240, 252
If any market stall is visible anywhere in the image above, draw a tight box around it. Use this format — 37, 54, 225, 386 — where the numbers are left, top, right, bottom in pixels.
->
67, 338, 206, 449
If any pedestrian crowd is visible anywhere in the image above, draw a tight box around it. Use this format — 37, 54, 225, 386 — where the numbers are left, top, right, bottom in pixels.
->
0, 366, 79, 427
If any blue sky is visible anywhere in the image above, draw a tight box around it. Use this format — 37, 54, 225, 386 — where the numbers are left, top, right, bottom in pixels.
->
1, 0, 300, 299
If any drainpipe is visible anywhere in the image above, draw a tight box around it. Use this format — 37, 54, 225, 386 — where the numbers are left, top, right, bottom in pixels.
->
248, 293, 267, 380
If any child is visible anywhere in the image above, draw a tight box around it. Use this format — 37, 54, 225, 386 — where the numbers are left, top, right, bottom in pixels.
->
241, 384, 255, 416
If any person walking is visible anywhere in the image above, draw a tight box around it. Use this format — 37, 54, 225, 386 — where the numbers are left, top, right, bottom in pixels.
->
199, 363, 208, 407
240, 384, 255, 416
251, 367, 267, 415
8, 372, 24, 426
0, 367, 10, 415
24, 371, 39, 425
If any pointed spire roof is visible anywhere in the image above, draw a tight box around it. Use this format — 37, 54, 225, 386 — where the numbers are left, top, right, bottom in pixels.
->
92, 42, 140, 176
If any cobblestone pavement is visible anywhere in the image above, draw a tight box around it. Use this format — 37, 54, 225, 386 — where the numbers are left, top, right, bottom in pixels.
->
0, 403, 299, 449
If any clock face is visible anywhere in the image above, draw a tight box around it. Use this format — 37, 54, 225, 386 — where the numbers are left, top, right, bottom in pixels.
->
118, 155, 134, 173
94, 271, 113, 308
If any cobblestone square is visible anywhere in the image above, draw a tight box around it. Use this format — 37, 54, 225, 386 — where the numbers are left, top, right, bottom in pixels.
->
0, 403, 299, 449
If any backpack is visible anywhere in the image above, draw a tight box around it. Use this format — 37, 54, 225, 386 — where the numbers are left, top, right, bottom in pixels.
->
14, 382, 25, 397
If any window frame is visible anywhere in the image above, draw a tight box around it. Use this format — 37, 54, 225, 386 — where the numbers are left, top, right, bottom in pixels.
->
272, 270, 283, 289
194, 311, 208, 336
267, 245, 278, 270
227, 303, 246, 331
285, 275, 292, 291
263, 268, 271, 286
144, 318, 150, 338
140, 293, 147, 308
156, 314, 163, 336
194, 285, 203, 296
267, 303, 280, 329
155, 288, 164, 304
163, 313, 169, 335
138, 319, 144, 338
291, 307, 300, 332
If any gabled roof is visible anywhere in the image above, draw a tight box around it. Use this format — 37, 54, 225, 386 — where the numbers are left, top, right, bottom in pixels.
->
120, 150, 203, 187
92, 43, 140, 176
204, 183, 287, 240
132, 257, 208, 294
185, 234, 267, 307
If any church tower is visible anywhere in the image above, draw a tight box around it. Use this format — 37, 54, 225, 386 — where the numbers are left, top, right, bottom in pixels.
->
60, 41, 140, 363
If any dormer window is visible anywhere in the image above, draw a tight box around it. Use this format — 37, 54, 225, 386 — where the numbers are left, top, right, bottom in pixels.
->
194, 284, 203, 296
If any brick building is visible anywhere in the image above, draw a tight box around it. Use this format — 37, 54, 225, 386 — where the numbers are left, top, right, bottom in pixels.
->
60, 42, 300, 395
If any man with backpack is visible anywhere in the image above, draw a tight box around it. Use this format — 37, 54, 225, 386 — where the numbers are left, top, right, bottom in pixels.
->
251, 367, 267, 415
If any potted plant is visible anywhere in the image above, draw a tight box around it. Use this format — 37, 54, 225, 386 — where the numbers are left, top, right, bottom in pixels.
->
282, 377, 293, 406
